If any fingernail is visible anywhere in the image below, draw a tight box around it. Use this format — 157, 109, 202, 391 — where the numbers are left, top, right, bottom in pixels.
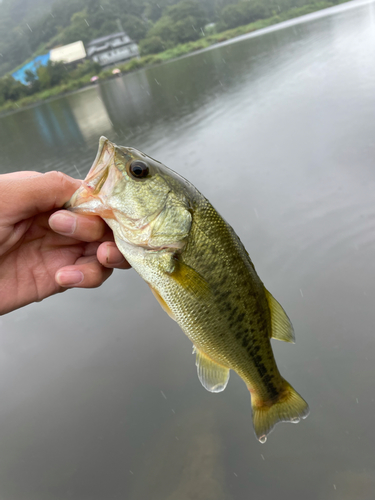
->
56, 270, 84, 287
106, 244, 125, 265
49, 212, 77, 235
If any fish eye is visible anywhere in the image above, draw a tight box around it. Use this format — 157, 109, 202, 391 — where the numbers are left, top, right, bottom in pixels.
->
129, 160, 149, 179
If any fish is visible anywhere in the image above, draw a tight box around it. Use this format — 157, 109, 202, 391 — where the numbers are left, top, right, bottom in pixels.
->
66, 136, 309, 443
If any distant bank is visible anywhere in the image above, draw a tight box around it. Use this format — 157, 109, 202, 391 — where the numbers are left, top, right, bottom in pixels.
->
0, 0, 357, 116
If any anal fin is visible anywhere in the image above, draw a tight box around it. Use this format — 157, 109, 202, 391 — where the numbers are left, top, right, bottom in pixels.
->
265, 288, 295, 343
194, 347, 230, 393
148, 284, 176, 321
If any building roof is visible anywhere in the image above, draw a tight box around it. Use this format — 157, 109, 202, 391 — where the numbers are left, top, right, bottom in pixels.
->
87, 32, 128, 47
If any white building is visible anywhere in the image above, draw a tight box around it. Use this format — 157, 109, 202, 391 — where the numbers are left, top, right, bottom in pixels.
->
86, 32, 139, 67
50, 41, 86, 64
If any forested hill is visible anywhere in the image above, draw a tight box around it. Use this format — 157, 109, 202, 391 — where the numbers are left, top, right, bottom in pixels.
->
0, 0, 56, 75
0, 0, 347, 78
1, 0, 169, 76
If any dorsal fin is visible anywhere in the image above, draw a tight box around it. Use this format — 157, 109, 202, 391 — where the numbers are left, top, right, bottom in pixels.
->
194, 347, 230, 393
264, 289, 295, 343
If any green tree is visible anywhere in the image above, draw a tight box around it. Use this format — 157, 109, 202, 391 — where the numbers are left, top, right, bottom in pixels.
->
139, 35, 165, 55
123, 15, 149, 42
24, 69, 41, 92
220, 1, 269, 30
167, 0, 207, 24
61, 11, 92, 45
97, 18, 118, 36
68, 59, 100, 79
147, 15, 176, 44
174, 15, 202, 43
24, 69, 36, 84
36, 61, 68, 89
145, 0, 207, 46
0, 75, 27, 104
144, 3, 164, 22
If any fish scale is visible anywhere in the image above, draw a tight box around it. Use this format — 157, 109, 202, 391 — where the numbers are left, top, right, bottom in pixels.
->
67, 136, 309, 442
178, 200, 280, 393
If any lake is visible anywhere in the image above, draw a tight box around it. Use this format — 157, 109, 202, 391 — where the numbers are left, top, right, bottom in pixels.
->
1, 1, 375, 498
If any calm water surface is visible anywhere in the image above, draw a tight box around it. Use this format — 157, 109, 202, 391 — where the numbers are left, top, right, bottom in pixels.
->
1, 1, 375, 498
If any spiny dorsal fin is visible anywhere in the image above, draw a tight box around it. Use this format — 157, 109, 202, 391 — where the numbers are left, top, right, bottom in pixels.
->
194, 347, 230, 393
265, 288, 295, 343
148, 284, 176, 321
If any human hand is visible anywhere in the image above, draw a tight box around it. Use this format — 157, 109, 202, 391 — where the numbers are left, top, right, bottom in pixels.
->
0, 171, 130, 315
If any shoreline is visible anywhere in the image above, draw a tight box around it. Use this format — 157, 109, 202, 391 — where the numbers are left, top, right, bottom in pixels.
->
0, 0, 356, 117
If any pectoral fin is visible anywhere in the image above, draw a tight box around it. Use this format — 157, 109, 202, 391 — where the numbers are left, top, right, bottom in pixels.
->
265, 288, 295, 343
148, 284, 176, 321
169, 259, 211, 300
194, 347, 230, 393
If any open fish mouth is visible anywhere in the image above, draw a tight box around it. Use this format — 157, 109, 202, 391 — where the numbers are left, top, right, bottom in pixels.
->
65, 137, 175, 244
64, 137, 118, 217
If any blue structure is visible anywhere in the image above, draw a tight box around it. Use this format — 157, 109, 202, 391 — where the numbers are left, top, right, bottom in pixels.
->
12, 53, 50, 85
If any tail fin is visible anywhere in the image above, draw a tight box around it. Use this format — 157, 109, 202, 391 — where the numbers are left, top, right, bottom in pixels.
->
251, 379, 309, 443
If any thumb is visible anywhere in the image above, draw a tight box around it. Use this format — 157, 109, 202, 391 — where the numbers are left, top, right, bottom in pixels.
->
1, 171, 82, 224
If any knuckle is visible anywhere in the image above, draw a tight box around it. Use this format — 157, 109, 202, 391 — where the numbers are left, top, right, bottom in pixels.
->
46, 170, 69, 181
46, 171, 73, 189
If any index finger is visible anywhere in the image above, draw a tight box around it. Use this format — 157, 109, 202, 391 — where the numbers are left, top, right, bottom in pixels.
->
1, 171, 82, 224
0, 171, 40, 180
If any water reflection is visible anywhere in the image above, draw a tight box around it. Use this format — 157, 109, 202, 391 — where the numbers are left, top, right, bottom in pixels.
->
99, 71, 152, 134
129, 409, 227, 500
68, 89, 113, 141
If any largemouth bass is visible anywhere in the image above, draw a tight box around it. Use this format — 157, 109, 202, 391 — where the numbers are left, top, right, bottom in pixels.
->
67, 137, 309, 443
